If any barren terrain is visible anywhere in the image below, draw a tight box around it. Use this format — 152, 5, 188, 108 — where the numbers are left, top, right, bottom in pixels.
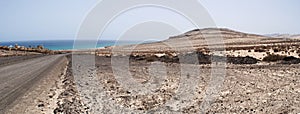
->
1, 28, 300, 113
63, 55, 300, 113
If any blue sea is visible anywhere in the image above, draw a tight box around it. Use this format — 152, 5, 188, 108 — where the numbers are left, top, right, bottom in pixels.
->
0, 40, 142, 50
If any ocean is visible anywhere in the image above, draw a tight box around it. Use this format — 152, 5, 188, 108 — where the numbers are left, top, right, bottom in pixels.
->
0, 40, 141, 50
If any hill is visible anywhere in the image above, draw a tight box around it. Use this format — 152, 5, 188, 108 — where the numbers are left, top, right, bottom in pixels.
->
99, 28, 300, 57
265, 34, 300, 39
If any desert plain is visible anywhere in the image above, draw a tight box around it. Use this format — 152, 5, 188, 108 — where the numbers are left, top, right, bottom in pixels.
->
1, 28, 300, 114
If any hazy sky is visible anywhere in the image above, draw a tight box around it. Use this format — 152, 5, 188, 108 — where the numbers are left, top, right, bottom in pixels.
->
0, 0, 299, 41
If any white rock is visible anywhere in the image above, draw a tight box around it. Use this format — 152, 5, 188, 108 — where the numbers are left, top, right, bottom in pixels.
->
154, 53, 166, 57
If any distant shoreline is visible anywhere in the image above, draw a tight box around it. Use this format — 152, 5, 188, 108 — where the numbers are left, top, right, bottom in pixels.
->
0, 40, 142, 51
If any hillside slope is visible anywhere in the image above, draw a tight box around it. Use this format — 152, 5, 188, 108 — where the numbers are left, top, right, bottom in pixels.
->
99, 28, 300, 56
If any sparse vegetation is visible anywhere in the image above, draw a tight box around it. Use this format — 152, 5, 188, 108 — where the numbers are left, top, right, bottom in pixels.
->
254, 48, 265, 52
37, 45, 44, 50
130, 52, 259, 64
227, 56, 259, 64
262, 54, 286, 62
0, 45, 59, 56
273, 48, 279, 52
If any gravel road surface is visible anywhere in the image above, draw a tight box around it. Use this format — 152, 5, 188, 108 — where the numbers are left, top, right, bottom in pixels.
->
0, 55, 65, 113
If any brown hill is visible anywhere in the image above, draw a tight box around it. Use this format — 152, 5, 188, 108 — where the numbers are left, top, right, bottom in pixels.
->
169, 28, 265, 39
98, 28, 300, 55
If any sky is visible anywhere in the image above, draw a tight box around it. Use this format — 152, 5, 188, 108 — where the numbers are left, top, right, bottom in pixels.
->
0, 0, 299, 41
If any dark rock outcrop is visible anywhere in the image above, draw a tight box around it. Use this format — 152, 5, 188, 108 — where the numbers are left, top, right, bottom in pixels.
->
130, 52, 259, 64
262, 54, 286, 62
227, 56, 259, 64
281, 56, 300, 64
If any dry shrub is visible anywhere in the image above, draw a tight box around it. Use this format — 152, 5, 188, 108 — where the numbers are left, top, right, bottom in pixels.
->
262, 54, 286, 62
254, 48, 265, 52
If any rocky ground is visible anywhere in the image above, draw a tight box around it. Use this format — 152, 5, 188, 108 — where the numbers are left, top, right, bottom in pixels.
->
46, 28, 300, 113
53, 56, 88, 114
49, 54, 300, 113
0, 49, 42, 57
3, 53, 299, 113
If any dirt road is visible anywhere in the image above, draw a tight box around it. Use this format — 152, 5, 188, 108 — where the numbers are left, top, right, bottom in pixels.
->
0, 55, 66, 113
